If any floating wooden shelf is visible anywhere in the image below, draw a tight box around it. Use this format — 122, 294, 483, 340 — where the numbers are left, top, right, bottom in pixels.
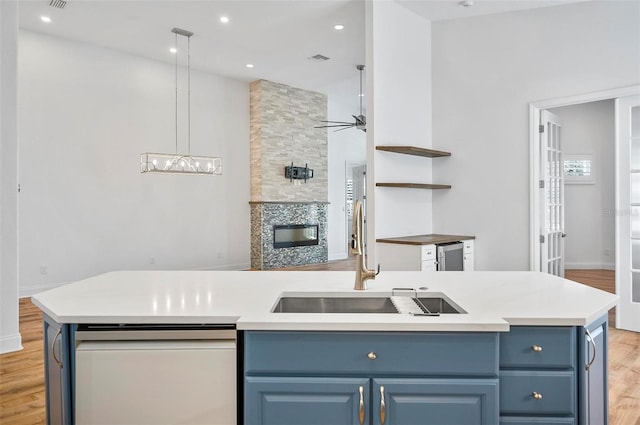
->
376, 183, 451, 190
376, 145, 451, 158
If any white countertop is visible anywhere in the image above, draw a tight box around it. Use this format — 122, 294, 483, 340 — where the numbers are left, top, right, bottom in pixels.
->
31, 270, 618, 331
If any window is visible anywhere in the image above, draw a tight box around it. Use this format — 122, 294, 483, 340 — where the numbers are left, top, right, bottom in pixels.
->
564, 154, 594, 184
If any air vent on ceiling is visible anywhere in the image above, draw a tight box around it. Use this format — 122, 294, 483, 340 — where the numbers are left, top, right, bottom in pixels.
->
49, 0, 67, 9
308, 54, 330, 62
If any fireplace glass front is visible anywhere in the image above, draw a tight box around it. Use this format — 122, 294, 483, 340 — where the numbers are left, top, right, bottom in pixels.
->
273, 224, 319, 248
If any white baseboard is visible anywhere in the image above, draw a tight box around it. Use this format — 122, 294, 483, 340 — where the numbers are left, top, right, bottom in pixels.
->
0, 333, 23, 354
328, 252, 348, 261
565, 262, 615, 271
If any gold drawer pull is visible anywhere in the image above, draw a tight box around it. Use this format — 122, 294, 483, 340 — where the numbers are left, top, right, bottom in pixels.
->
532, 392, 543, 400
380, 385, 386, 425
532, 345, 543, 352
359, 386, 365, 425
368, 352, 377, 360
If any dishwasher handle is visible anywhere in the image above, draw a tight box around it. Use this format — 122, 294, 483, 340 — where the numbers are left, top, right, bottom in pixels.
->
75, 328, 236, 342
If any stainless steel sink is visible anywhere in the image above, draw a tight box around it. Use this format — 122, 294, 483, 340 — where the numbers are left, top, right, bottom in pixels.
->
272, 297, 398, 314
416, 297, 466, 314
271, 294, 466, 314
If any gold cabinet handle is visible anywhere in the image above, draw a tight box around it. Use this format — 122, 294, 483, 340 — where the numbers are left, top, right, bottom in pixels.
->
51, 328, 63, 369
380, 385, 386, 425
368, 352, 377, 360
532, 392, 543, 400
532, 345, 543, 352
359, 386, 365, 425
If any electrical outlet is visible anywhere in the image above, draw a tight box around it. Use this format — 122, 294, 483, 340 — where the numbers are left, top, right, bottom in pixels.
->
603, 249, 610, 256
217, 252, 223, 259
149, 257, 156, 265
40, 266, 48, 275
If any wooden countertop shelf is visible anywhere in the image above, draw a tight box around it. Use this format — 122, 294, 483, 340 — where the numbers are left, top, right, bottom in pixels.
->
376, 183, 451, 190
377, 234, 475, 245
376, 145, 451, 158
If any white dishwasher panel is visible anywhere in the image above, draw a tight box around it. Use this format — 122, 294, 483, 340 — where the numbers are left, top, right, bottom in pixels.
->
76, 340, 236, 425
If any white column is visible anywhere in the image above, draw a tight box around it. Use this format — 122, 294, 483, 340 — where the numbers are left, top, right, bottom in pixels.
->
365, 0, 433, 265
0, 0, 22, 354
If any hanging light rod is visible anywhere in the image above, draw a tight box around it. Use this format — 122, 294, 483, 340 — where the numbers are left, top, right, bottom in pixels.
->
140, 27, 222, 175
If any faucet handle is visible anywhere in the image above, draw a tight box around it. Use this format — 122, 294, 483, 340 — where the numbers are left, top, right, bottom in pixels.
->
375, 264, 381, 276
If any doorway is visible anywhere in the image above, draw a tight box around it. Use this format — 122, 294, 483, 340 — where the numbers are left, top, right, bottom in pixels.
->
529, 85, 640, 332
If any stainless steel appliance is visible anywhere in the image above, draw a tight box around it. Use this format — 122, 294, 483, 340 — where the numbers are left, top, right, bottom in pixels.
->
74, 324, 236, 424
437, 242, 464, 271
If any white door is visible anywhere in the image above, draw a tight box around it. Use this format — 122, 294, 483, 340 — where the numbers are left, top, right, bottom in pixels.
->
615, 94, 640, 332
540, 110, 566, 277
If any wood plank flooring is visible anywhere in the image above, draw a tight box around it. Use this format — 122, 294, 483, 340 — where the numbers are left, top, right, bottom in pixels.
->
0, 267, 637, 424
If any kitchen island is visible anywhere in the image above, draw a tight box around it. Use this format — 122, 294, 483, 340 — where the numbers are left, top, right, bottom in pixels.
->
32, 270, 617, 425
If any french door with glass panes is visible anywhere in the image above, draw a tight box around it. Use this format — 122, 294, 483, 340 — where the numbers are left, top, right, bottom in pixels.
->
540, 110, 565, 277
616, 94, 640, 332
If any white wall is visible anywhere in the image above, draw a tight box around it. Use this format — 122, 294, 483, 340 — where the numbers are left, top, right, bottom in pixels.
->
327, 94, 366, 260
367, 0, 432, 265
18, 31, 250, 296
1, 0, 22, 354
432, 1, 640, 270
550, 100, 615, 269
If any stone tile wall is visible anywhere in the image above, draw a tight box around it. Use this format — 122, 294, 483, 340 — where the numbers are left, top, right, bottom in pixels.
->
249, 80, 327, 202
249, 80, 328, 269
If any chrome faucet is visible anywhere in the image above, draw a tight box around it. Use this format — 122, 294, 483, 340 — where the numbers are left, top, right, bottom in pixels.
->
351, 200, 380, 290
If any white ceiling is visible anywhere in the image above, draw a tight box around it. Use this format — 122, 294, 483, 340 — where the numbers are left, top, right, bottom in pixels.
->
18, 0, 585, 104
398, 0, 587, 22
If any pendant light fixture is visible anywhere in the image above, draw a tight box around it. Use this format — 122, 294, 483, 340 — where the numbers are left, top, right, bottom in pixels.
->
140, 28, 222, 175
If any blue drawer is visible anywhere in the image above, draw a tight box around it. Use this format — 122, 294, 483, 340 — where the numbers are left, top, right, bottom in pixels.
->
500, 327, 575, 369
500, 418, 575, 425
500, 370, 575, 416
245, 331, 499, 376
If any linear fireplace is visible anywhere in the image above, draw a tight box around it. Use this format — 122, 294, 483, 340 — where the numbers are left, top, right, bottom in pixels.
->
273, 224, 319, 248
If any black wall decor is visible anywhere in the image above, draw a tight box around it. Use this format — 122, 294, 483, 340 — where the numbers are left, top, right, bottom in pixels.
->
284, 163, 314, 183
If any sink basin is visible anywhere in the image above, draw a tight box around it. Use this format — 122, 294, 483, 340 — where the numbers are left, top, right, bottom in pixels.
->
416, 297, 466, 314
271, 294, 466, 314
272, 297, 398, 314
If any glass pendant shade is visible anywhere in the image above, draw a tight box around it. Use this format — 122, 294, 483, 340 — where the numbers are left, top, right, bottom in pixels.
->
140, 153, 222, 175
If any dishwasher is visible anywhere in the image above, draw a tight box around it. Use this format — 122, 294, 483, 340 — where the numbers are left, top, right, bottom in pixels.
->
74, 324, 236, 425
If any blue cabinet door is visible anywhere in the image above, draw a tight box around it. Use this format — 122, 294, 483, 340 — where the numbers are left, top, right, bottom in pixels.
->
245, 376, 369, 425
43, 315, 72, 425
580, 315, 608, 425
372, 378, 499, 425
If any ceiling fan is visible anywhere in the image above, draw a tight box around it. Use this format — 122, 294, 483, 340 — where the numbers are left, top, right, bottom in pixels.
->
316, 64, 366, 133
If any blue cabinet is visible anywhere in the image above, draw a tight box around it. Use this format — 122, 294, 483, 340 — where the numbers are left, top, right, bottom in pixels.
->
372, 378, 498, 425
244, 331, 500, 425
43, 314, 74, 425
579, 315, 608, 425
245, 377, 368, 425
499, 317, 608, 425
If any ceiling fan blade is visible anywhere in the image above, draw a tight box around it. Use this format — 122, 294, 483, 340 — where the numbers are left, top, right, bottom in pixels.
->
318, 120, 355, 125
333, 125, 356, 132
315, 124, 352, 129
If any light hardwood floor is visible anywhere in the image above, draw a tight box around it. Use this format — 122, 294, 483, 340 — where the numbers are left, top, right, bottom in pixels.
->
0, 266, 638, 424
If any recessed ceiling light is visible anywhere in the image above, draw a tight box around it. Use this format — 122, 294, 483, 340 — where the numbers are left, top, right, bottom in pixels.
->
169, 47, 177, 54
458, 0, 474, 7
334, 24, 344, 30
220, 16, 230, 23
246, 64, 254, 68
41, 16, 52, 23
